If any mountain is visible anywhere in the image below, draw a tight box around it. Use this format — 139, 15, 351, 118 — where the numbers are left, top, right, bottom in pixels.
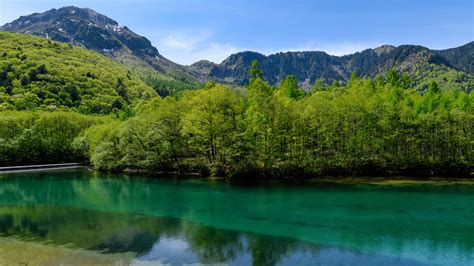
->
0, 32, 156, 113
436, 42, 474, 74
2, 6, 472, 92
190, 43, 474, 91
0, 6, 197, 82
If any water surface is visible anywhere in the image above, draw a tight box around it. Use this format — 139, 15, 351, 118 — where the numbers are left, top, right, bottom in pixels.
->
0, 169, 473, 265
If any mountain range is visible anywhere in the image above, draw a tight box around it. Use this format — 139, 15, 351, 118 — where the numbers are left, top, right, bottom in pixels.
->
0, 6, 197, 81
191, 43, 473, 89
1, 6, 473, 91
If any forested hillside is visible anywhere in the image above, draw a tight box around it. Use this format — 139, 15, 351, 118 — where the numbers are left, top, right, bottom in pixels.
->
78, 64, 473, 177
0, 31, 472, 177
0, 32, 156, 113
0, 6, 199, 82
1, 59, 472, 176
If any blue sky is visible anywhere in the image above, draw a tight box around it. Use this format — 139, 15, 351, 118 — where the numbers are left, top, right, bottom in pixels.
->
1, 0, 472, 65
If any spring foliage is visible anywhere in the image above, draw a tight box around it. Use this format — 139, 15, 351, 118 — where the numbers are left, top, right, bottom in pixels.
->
0, 32, 156, 114
0, 111, 107, 166
1, 47, 472, 177
81, 64, 473, 177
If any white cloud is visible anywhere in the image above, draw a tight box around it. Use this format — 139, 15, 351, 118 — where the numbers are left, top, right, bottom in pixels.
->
161, 31, 211, 51
156, 30, 238, 65
190, 42, 239, 64
163, 36, 189, 49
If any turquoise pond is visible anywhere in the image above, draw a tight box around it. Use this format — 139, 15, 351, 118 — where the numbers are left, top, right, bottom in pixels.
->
0, 168, 473, 265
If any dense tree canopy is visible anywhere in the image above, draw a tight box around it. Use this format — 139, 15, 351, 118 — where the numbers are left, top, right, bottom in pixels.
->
1, 53, 472, 177
0, 111, 107, 166
80, 62, 473, 177
0, 32, 156, 114
142, 75, 202, 97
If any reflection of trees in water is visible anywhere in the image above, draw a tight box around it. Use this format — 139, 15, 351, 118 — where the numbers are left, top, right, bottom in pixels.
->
92, 228, 156, 254
2, 172, 473, 264
0, 206, 308, 265
0, 214, 13, 234
0, 213, 48, 238
248, 235, 298, 266
182, 220, 243, 263
0, 206, 172, 254
181, 219, 313, 265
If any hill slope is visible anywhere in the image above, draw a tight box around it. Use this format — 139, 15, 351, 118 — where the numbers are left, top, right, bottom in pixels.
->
0, 6, 198, 82
0, 32, 156, 113
190, 43, 474, 91
436, 42, 474, 74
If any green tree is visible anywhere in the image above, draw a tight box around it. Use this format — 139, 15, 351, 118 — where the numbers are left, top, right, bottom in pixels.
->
249, 60, 263, 83
277, 75, 304, 99
312, 79, 325, 92
386, 68, 400, 87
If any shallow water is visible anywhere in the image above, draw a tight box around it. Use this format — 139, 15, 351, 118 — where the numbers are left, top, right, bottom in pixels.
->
0, 169, 473, 265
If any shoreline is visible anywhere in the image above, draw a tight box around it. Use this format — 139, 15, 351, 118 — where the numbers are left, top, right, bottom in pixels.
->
0, 164, 472, 183
0, 237, 134, 265
121, 167, 473, 179
118, 168, 474, 185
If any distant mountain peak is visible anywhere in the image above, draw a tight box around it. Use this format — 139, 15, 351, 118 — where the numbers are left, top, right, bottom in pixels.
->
373, 45, 396, 55
6, 6, 118, 31
0, 6, 154, 54
0, 6, 199, 81
190, 60, 215, 67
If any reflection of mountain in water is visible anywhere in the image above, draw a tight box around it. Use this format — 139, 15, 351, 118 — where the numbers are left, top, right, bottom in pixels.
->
0, 206, 423, 265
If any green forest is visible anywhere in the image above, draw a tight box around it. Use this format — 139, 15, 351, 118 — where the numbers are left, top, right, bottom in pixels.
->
0, 33, 156, 113
59, 67, 474, 177
0, 33, 472, 178
1, 65, 472, 177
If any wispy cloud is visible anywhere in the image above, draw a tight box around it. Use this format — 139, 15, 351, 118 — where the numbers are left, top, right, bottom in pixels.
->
188, 42, 239, 64
163, 36, 189, 49
156, 30, 238, 65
